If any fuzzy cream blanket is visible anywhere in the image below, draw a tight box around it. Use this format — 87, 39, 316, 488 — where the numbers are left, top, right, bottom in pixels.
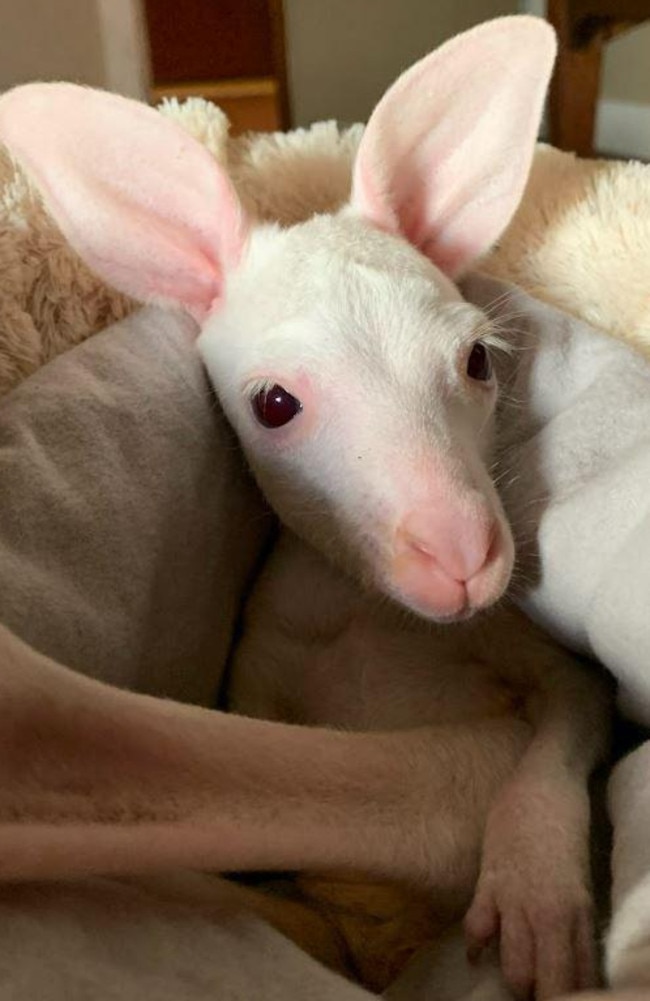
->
2, 101, 650, 1000
0, 98, 649, 399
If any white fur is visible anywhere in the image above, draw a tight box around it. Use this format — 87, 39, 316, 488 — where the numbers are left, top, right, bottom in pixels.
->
0, 15, 556, 622
0, 17, 611, 1000
226, 522, 607, 996
198, 211, 510, 617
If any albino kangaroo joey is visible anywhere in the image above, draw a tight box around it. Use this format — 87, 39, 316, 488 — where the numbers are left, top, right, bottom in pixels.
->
0, 15, 612, 999
226, 532, 609, 998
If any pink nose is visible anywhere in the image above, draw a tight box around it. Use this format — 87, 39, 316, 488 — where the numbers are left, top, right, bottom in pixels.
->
401, 508, 493, 583
391, 502, 511, 619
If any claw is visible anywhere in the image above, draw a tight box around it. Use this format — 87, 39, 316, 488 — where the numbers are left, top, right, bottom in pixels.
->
464, 890, 500, 955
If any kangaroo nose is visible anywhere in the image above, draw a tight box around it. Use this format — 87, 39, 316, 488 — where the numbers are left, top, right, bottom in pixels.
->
401, 508, 494, 582
391, 496, 514, 620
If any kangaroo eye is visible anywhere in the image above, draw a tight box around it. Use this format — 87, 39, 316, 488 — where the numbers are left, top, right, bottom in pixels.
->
467, 341, 493, 382
252, 384, 303, 429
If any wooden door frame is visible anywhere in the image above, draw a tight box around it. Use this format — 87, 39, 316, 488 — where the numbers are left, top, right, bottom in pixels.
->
95, 0, 291, 129
95, 0, 151, 100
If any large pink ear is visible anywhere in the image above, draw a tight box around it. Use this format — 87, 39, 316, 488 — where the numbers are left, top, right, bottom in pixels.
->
0, 83, 249, 318
350, 16, 556, 278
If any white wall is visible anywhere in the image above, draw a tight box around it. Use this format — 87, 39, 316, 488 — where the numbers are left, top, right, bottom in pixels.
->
603, 25, 650, 106
284, 0, 516, 126
1, 0, 648, 155
0, 0, 106, 90
0, 0, 148, 99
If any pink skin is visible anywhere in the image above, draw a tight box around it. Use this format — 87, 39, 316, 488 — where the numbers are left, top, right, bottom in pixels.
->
0, 18, 578, 998
240, 371, 515, 621
394, 497, 512, 619
249, 424, 514, 620
239, 365, 513, 620
0, 19, 554, 623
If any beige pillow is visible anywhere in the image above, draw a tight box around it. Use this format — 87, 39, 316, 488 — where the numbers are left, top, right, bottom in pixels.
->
0, 306, 271, 705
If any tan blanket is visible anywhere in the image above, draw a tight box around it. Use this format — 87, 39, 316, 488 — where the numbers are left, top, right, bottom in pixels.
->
0, 102, 649, 1000
1, 100, 649, 399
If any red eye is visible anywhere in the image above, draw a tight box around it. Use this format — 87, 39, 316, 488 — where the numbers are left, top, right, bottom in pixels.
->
252, 384, 303, 428
467, 341, 493, 382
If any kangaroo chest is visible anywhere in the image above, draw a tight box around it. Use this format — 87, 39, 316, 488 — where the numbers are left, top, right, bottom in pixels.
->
228, 532, 525, 730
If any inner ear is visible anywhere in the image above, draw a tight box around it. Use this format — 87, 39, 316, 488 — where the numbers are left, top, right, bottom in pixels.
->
0, 82, 250, 314
350, 17, 556, 277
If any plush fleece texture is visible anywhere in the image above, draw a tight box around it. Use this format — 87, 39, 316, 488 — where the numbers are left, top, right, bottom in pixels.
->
0, 98, 649, 399
1, 98, 650, 999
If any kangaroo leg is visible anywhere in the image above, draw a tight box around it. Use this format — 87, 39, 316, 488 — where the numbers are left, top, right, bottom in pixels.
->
0, 623, 530, 886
